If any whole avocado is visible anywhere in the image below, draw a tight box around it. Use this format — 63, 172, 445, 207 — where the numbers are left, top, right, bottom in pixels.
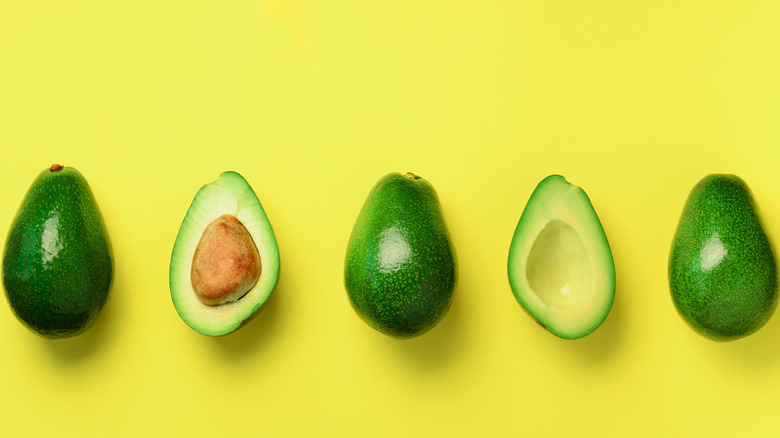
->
3, 164, 113, 339
344, 172, 456, 339
669, 174, 778, 341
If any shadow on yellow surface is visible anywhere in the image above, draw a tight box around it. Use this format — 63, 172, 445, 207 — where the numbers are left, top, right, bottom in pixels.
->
387, 285, 466, 371
206, 270, 287, 362
698, 306, 780, 372
562, 231, 629, 362
40, 297, 117, 365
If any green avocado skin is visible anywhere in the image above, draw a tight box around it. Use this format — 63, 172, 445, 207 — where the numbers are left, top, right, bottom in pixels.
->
3, 166, 113, 339
669, 174, 778, 341
345, 173, 456, 338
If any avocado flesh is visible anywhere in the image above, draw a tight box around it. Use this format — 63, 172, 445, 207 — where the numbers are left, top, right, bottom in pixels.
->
669, 174, 778, 341
3, 165, 113, 339
344, 172, 457, 338
170, 171, 279, 336
508, 175, 614, 339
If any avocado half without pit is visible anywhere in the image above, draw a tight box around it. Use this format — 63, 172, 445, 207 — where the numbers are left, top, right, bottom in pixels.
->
508, 175, 615, 339
170, 171, 279, 336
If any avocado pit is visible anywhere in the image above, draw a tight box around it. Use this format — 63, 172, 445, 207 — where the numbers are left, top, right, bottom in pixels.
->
191, 214, 261, 306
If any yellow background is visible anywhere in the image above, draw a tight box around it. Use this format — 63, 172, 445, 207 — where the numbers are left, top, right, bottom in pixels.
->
1, 1, 780, 436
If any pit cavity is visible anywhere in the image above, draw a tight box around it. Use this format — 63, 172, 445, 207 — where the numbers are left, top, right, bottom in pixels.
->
526, 219, 593, 310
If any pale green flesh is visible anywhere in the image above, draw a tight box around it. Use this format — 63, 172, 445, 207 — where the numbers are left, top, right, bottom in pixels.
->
508, 175, 614, 339
170, 171, 279, 336
526, 219, 594, 311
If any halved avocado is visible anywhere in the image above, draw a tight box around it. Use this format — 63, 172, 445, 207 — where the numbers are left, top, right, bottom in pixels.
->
508, 175, 614, 339
169, 171, 279, 336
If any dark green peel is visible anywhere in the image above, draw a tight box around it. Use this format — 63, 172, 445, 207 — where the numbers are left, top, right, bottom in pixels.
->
3, 165, 113, 339
669, 174, 778, 341
345, 172, 456, 338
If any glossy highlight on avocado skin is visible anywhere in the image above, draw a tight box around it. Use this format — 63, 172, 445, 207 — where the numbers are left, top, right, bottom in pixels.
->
377, 226, 412, 273
3, 165, 113, 339
669, 174, 778, 341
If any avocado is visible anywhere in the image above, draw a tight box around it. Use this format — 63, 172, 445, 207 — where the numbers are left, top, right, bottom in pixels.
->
508, 175, 614, 339
3, 164, 113, 339
344, 172, 456, 338
669, 174, 778, 341
169, 171, 279, 336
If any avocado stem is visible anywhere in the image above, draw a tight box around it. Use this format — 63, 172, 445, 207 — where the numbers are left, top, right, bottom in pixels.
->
405, 172, 415, 179
50, 164, 64, 172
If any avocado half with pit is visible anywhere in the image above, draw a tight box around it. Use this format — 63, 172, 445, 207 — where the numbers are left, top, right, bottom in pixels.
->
169, 171, 279, 336
508, 175, 614, 339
